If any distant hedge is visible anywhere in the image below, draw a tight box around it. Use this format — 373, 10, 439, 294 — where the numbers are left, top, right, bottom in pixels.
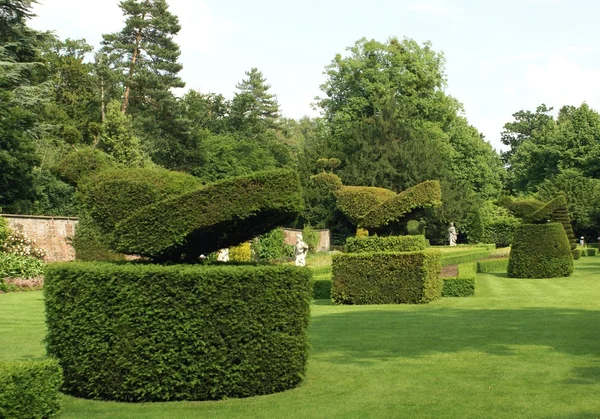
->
0, 359, 63, 419
508, 223, 573, 278
113, 169, 303, 261
442, 262, 476, 297
312, 279, 332, 299
477, 258, 509, 273
331, 251, 442, 304
45, 262, 311, 402
334, 186, 396, 227
440, 249, 491, 266
581, 248, 597, 257
345, 235, 427, 254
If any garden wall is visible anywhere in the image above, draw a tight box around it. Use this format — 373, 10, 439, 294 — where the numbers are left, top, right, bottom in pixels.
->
1, 214, 78, 262
283, 228, 330, 252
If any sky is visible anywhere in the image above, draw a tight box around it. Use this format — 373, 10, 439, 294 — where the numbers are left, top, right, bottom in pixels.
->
29, 0, 600, 151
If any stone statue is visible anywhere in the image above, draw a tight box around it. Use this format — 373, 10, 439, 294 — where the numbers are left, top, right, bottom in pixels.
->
217, 248, 229, 262
294, 234, 309, 267
448, 222, 457, 247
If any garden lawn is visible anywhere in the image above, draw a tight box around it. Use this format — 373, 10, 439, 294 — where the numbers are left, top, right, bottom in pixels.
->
3, 257, 600, 418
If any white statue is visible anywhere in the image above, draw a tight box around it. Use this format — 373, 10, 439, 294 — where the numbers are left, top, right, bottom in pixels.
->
217, 248, 229, 262
448, 222, 457, 247
294, 233, 309, 267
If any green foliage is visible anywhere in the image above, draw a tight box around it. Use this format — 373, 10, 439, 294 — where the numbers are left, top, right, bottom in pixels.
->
71, 213, 124, 261
440, 249, 492, 266
331, 251, 442, 304
572, 248, 581, 260
0, 253, 45, 279
508, 223, 573, 278
302, 224, 320, 252
312, 279, 332, 299
99, 101, 149, 166
113, 169, 303, 261
56, 146, 117, 186
0, 217, 10, 244
345, 235, 426, 253
253, 228, 286, 261
0, 359, 63, 419
406, 219, 426, 235
468, 208, 485, 243
479, 201, 521, 247
334, 186, 396, 226
44, 262, 311, 401
586, 248, 597, 256
230, 68, 279, 133
310, 172, 343, 192
230, 242, 251, 262
442, 263, 476, 297
477, 258, 509, 273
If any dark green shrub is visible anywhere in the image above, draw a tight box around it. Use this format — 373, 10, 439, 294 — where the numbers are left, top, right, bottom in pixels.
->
72, 213, 124, 261
0, 359, 63, 419
572, 248, 582, 260
0, 253, 45, 279
345, 235, 427, 253
442, 262, 476, 297
334, 186, 396, 226
508, 223, 573, 278
440, 250, 491, 266
252, 228, 285, 261
331, 251, 442, 304
56, 146, 117, 185
113, 169, 303, 261
586, 248, 597, 256
44, 262, 311, 402
312, 279, 332, 299
477, 258, 509, 273
302, 224, 320, 252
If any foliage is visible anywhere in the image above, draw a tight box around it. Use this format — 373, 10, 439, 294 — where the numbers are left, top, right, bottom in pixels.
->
229, 242, 251, 262
478, 201, 521, 248
440, 249, 492, 266
334, 186, 396, 226
312, 279, 331, 299
442, 262, 476, 297
56, 146, 117, 186
406, 219, 426, 235
112, 169, 303, 261
230, 68, 279, 134
508, 223, 573, 278
252, 228, 286, 261
0, 253, 45, 280
0, 229, 47, 260
310, 172, 343, 192
0, 359, 63, 419
71, 213, 124, 261
44, 262, 311, 401
98, 101, 149, 166
467, 208, 485, 243
572, 248, 581, 260
302, 224, 320, 252
331, 251, 442, 304
477, 258, 509, 273
345, 235, 426, 253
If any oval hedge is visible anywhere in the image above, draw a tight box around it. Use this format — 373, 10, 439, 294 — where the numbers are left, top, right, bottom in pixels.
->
104, 169, 303, 261
44, 262, 311, 402
508, 223, 573, 278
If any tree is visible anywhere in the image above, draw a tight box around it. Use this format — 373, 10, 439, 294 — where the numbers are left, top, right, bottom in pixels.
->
99, 101, 148, 166
101, 0, 184, 114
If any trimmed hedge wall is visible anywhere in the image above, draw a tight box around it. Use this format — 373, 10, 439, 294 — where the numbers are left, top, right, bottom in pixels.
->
0, 359, 63, 419
334, 186, 396, 226
580, 248, 597, 257
477, 258, 509, 273
331, 251, 442, 304
442, 263, 476, 297
508, 223, 573, 278
312, 279, 332, 299
345, 235, 427, 253
440, 250, 491, 266
113, 169, 303, 261
44, 262, 311, 402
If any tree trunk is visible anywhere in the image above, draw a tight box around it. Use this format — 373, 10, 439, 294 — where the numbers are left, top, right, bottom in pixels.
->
121, 29, 143, 114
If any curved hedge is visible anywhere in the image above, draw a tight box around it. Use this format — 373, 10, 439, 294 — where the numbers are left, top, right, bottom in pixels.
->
44, 262, 311, 402
508, 223, 573, 278
345, 235, 427, 253
112, 169, 303, 261
334, 186, 396, 226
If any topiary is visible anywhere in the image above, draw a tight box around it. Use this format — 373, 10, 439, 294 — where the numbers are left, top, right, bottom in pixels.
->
508, 223, 573, 278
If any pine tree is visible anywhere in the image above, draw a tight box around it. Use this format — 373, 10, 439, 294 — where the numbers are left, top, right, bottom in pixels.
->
231, 67, 280, 133
101, 0, 184, 114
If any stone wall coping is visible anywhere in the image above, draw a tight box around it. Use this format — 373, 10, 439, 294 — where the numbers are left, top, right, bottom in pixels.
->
1, 214, 79, 221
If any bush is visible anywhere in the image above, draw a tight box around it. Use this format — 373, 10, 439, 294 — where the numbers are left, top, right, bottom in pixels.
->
586, 248, 597, 256
44, 262, 311, 402
334, 186, 396, 227
345, 235, 427, 254
0, 359, 63, 419
477, 258, 509, 273
56, 146, 117, 185
112, 169, 303, 261
442, 262, 476, 297
508, 223, 573, 278
440, 250, 491, 266
312, 279, 332, 299
0, 253, 45, 280
302, 224, 320, 252
72, 213, 124, 261
572, 248, 581, 260
331, 251, 442, 304
252, 228, 285, 261
230, 242, 251, 262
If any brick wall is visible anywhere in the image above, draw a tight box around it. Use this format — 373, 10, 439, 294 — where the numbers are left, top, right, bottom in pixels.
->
2, 214, 78, 262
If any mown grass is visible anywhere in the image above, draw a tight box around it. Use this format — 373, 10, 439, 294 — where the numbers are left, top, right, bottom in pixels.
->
3, 257, 600, 418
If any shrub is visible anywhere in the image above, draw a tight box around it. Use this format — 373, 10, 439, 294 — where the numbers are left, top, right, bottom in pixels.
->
477, 258, 509, 273
345, 235, 427, 254
230, 242, 251, 262
312, 279, 332, 299
302, 224, 320, 252
0, 229, 48, 260
442, 262, 476, 297
572, 248, 581, 260
331, 251, 442, 304
56, 146, 117, 185
440, 250, 491, 266
334, 186, 396, 226
112, 169, 303, 261
72, 213, 124, 261
0, 253, 45, 280
586, 248, 597, 256
508, 223, 573, 278
0, 359, 63, 419
252, 228, 285, 261
44, 262, 311, 402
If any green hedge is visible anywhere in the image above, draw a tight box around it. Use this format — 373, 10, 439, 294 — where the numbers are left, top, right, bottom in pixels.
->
508, 223, 573, 278
0, 359, 63, 419
345, 235, 427, 253
44, 262, 311, 402
440, 250, 491, 266
334, 186, 396, 226
572, 248, 581, 260
113, 169, 303, 261
442, 262, 476, 297
331, 251, 442, 304
312, 279, 332, 299
587, 248, 597, 256
477, 258, 509, 273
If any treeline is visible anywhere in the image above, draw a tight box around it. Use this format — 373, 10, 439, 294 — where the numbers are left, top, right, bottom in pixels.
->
2, 0, 600, 244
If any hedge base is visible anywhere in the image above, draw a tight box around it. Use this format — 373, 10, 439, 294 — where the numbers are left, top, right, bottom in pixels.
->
45, 263, 311, 402
332, 251, 441, 304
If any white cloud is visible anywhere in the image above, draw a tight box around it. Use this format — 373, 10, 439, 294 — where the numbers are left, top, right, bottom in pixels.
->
406, 0, 463, 18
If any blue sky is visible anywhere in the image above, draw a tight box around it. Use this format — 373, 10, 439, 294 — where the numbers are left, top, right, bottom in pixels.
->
30, 0, 600, 151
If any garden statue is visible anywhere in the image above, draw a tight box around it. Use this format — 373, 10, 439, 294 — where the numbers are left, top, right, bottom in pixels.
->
217, 248, 229, 262
295, 234, 309, 266
580, 236, 585, 247
448, 223, 457, 246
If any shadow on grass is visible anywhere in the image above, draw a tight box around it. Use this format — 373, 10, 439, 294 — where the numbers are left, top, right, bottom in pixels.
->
310, 306, 600, 381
